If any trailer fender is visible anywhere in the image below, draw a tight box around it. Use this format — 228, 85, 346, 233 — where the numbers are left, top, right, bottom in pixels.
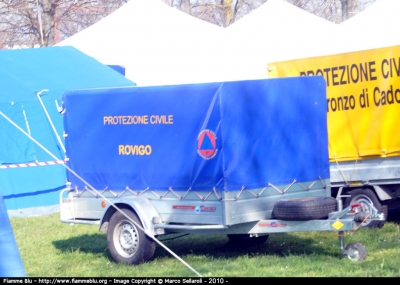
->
372, 185, 395, 201
99, 197, 161, 236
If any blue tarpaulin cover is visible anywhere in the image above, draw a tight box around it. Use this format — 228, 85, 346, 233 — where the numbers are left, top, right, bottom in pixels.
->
63, 77, 329, 191
0, 46, 135, 215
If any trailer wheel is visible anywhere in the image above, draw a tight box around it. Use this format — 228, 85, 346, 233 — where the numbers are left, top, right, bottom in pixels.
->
273, 197, 337, 220
344, 188, 387, 228
107, 209, 155, 265
345, 242, 367, 262
144, 238, 157, 262
227, 234, 269, 245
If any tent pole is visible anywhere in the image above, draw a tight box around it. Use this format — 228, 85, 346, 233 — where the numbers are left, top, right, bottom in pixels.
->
0, 111, 203, 278
36, 90, 66, 154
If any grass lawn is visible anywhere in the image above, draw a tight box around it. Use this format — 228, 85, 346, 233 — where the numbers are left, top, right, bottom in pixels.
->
10, 209, 400, 277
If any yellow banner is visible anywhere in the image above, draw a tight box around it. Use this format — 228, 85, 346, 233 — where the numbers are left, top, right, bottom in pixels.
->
268, 45, 400, 162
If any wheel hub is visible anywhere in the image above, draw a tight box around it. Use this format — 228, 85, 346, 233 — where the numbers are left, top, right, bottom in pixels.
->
347, 248, 360, 261
352, 196, 373, 225
117, 222, 139, 256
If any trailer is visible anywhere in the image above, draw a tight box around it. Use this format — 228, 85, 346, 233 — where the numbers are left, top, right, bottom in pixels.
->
268, 45, 400, 228
59, 77, 383, 265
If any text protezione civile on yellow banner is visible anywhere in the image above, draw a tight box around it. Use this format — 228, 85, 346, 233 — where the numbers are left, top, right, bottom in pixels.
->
267, 45, 400, 162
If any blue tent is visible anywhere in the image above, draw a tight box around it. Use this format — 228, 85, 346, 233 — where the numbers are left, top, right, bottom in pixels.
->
0, 189, 26, 277
0, 46, 135, 217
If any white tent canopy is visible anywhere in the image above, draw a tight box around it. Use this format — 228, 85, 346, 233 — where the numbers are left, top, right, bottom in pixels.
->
334, 0, 400, 54
58, 0, 340, 85
221, 0, 338, 81
58, 0, 226, 86
59, 0, 398, 85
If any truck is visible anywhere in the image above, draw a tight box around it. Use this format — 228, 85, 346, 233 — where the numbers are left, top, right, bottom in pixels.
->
267, 45, 400, 228
58, 77, 383, 266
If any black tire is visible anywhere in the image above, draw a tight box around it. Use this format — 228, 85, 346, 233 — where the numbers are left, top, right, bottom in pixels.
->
144, 238, 157, 262
107, 209, 155, 265
344, 188, 387, 228
227, 234, 269, 245
345, 242, 367, 262
273, 197, 337, 220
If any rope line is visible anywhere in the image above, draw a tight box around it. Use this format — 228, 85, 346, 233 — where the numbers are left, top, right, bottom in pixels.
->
0, 111, 203, 277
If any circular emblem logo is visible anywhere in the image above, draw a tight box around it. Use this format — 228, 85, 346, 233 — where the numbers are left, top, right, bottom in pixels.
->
197, 130, 218, 160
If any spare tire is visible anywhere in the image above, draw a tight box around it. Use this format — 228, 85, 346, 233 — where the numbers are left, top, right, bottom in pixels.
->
273, 196, 337, 220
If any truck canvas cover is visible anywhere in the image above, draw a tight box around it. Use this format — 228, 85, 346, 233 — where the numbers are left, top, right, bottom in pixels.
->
62, 77, 329, 191
268, 45, 400, 162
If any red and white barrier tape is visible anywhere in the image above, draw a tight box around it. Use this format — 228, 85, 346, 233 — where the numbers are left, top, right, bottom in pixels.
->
0, 160, 66, 169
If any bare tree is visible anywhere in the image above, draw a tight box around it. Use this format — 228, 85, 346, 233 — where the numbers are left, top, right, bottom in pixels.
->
285, 0, 376, 23
163, 0, 267, 27
180, 0, 191, 14
0, 0, 128, 48
166, 0, 377, 25
1, 0, 379, 48
341, 0, 358, 21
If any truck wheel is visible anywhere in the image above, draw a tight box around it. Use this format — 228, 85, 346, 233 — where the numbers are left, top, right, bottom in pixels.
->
273, 197, 337, 220
227, 234, 269, 245
344, 188, 387, 228
107, 209, 155, 265
345, 242, 367, 262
